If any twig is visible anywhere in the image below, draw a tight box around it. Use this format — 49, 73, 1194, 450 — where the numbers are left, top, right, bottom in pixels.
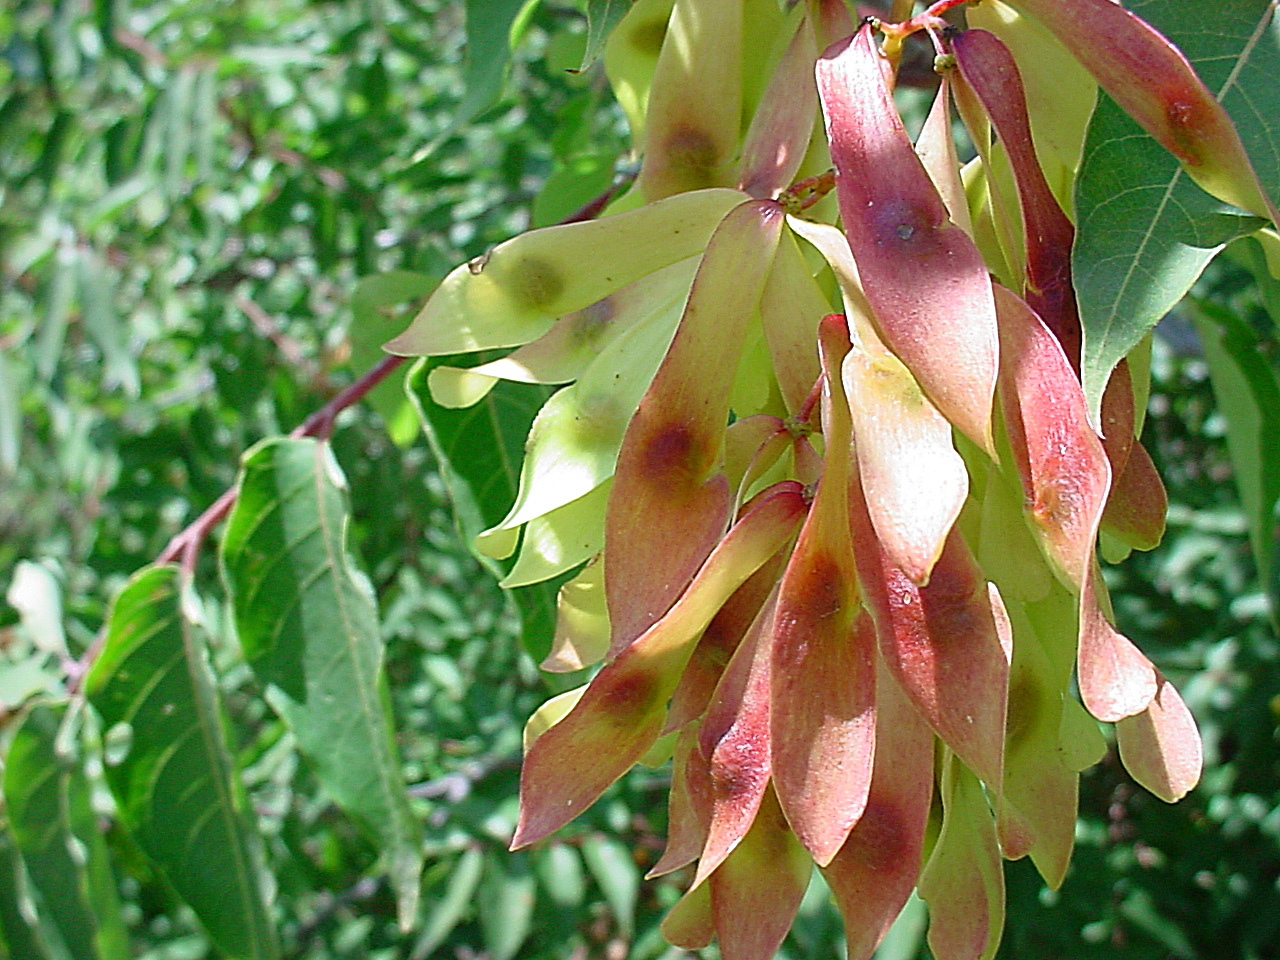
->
67, 353, 408, 692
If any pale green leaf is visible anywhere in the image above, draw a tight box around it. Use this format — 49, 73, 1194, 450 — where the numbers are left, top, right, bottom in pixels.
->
2, 702, 130, 960
478, 849, 536, 960
580, 834, 638, 937
84, 567, 279, 960
410, 846, 484, 960
219, 438, 423, 926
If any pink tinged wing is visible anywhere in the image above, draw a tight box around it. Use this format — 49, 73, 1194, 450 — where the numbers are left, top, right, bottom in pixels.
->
693, 589, 780, 887
738, 15, 820, 199
605, 200, 785, 654
992, 283, 1109, 590
1116, 673, 1203, 803
768, 313, 877, 865
650, 725, 711, 878
952, 29, 1080, 365
1101, 440, 1167, 551
513, 481, 807, 848
1005, 0, 1276, 222
709, 786, 813, 960
666, 550, 788, 735
1078, 564, 1158, 723
1097, 362, 1167, 550
918, 757, 1007, 960
842, 341, 969, 586
850, 481, 1010, 790
821, 655, 934, 960
816, 25, 999, 457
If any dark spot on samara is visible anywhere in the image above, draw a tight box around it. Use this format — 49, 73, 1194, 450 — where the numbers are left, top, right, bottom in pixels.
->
641, 421, 703, 480
662, 125, 721, 190
502, 256, 565, 311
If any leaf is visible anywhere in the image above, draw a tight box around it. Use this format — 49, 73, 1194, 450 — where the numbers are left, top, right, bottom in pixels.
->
1073, 0, 1278, 422
0, 829, 55, 960
410, 847, 484, 960
1192, 299, 1280, 626
580, 0, 633, 70
477, 849, 536, 960
3, 702, 130, 960
405, 0, 530, 163
406, 357, 563, 659
0, 349, 20, 474
219, 438, 423, 926
580, 834, 639, 937
84, 566, 279, 960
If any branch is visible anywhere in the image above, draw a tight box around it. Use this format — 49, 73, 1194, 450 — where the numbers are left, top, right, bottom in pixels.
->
67, 353, 407, 693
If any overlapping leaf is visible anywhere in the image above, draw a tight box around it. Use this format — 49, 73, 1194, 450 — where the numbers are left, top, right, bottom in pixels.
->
3, 702, 130, 960
84, 566, 279, 960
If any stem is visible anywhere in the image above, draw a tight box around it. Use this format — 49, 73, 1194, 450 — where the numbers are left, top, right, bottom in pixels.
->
881, 0, 972, 52
68, 353, 408, 693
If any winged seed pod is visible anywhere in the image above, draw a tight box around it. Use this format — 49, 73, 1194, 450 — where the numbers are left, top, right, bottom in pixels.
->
388, 4, 1221, 957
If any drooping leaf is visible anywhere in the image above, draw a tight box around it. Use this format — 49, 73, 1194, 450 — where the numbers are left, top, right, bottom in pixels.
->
3, 701, 130, 960
84, 566, 279, 960
1192, 299, 1280, 627
219, 438, 423, 926
477, 849, 536, 960
410, 847, 484, 960
580, 834, 639, 937
1072, 0, 1278, 422
0, 350, 20, 474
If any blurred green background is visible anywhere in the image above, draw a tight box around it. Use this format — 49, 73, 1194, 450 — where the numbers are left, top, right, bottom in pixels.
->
1, 1, 1278, 958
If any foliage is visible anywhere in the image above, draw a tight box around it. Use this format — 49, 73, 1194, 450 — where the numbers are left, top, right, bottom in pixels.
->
0, 1, 1278, 959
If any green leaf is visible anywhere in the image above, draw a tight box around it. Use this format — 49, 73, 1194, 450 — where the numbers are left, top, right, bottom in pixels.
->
0, 828, 54, 960
2, 702, 130, 960
0, 349, 19, 474
1191, 299, 1280, 626
406, 358, 564, 659
84, 567, 279, 960
1073, 0, 1279, 422
219, 437, 424, 926
477, 849, 536, 960
410, 846, 485, 960
580, 0, 633, 70
533, 841, 587, 907
580, 833, 639, 937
